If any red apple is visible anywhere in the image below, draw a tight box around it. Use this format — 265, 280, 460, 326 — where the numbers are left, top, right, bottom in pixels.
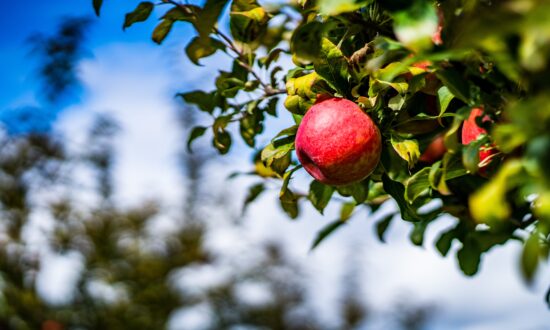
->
295, 98, 382, 185
419, 134, 446, 164
461, 107, 498, 176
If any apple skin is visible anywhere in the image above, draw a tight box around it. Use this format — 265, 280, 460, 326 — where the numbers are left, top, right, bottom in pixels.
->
419, 134, 446, 164
461, 107, 498, 176
295, 98, 382, 186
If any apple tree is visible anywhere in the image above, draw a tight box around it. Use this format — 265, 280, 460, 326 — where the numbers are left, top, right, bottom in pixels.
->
95, 0, 550, 300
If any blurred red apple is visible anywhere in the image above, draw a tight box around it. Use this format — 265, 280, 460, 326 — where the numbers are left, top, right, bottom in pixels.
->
42, 320, 63, 330
419, 134, 446, 164
461, 107, 498, 176
295, 98, 382, 185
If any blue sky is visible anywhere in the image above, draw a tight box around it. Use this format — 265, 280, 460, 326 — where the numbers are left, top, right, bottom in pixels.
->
2, 1, 550, 329
0, 0, 195, 112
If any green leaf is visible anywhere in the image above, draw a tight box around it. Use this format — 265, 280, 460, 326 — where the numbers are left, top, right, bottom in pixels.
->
436, 68, 471, 104
196, 0, 229, 39
410, 221, 429, 246
391, 135, 420, 169
388, 94, 406, 111
308, 181, 334, 214
259, 48, 284, 69
185, 37, 225, 66
290, 21, 325, 61
239, 100, 263, 147
187, 126, 207, 152
337, 181, 369, 204
492, 124, 528, 154
93, 0, 103, 16
279, 166, 302, 219
521, 232, 541, 283
271, 154, 292, 176
435, 229, 456, 256
382, 174, 421, 222
457, 236, 481, 276
212, 130, 232, 154
310, 219, 346, 250
152, 5, 200, 44
123, 2, 154, 30
162, 5, 199, 22
230, 0, 269, 44
437, 86, 454, 116
266, 97, 279, 116
375, 213, 394, 243
152, 19, 174, 44
211, 115, 233, 154
313, 38, 351, 97
469, 160, 525, 225
261, 138, 295, 167
179, 91, 216, 113
393, 0, 438, 52
319, 0, 372, 15
405, 167, 430, 203
243, 183, 265, 213
272, 125, 298, 141
216, 72, 245, 98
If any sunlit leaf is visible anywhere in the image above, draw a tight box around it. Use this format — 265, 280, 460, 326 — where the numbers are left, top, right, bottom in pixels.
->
393, 0, 438, 51
469, 160, 525, 224
230, 0, 269, 44
185, 37, 225, 66
152, 19, 174, 44
437, 86, 454, 116
405, 167, 430, 203
318, 0, 372, 15
340, 202, 355, 221
123, 2, 154, 30
391, 135, 420, 169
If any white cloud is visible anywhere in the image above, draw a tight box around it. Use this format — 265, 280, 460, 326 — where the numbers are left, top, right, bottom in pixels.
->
36, 251, 83, 305
57, 42, 188, 208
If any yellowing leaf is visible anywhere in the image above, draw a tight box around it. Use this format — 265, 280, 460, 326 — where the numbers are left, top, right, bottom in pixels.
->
319, 0, 371, 16
469, 160, 525, 224
391, 135, 420, 168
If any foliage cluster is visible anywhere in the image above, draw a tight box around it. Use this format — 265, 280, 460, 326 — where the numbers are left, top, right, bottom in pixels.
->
96, 0, 550, 300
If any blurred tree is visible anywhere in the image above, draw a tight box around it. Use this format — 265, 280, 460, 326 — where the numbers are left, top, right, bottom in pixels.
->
28, 16, 92, 104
